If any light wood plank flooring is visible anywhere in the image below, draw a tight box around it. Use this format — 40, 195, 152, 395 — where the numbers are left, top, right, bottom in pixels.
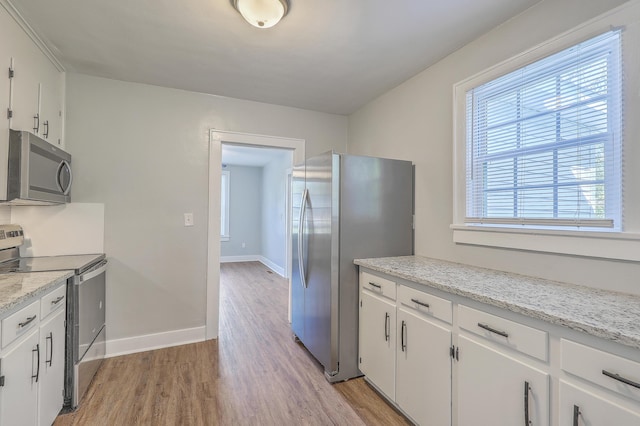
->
55, 262, 410, 425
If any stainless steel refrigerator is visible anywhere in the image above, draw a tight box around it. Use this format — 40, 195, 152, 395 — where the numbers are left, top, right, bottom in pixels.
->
291, 151, 413, 382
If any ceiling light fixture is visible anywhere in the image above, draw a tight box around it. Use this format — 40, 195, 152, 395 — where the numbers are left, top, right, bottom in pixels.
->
232, 0, 289, 29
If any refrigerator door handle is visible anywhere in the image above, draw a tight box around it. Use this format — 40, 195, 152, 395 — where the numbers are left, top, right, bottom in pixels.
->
298, 188, 309, 288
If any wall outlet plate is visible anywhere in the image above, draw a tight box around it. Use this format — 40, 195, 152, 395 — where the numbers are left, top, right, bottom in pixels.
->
184, 213, 194, 227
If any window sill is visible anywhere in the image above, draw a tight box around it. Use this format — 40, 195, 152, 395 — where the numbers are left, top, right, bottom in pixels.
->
450, 224, 640, 262
221, 236, 230, 242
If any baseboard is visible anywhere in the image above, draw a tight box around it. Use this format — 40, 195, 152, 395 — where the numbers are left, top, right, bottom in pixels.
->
220, 255, 286, 277
258, 256, 285, 277
106, 326, 206, 358
220, 255, 261, 263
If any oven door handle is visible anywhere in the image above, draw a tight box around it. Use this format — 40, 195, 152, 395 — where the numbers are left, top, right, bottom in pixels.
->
79, 260, 108, 283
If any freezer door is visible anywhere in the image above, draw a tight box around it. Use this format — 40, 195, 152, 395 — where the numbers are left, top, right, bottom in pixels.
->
291, 152, 336, 372
303, 152, 335, 372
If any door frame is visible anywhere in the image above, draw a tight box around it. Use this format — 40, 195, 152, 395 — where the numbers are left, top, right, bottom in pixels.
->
207, 129, 305, 340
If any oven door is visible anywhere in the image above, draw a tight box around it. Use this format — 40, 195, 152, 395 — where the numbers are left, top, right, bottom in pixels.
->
75, 325, 105, 407
76, 260, 107, 362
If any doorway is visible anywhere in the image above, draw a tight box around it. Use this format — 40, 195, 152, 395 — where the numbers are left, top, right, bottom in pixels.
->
207, 130, 305, 340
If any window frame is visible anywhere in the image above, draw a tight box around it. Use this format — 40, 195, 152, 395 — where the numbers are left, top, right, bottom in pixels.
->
452, 1, 640, 261
465, 30, 621, 230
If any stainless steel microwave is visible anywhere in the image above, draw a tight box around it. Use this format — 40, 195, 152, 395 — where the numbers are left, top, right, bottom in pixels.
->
2, 129, 72, 205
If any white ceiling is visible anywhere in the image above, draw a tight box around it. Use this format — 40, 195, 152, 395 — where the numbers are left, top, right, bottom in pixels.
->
8, 0, 542, 115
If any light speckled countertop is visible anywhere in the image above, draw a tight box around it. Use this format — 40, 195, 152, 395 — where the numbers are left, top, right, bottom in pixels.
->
355, 256, 640, 350
0, 271, 74, 316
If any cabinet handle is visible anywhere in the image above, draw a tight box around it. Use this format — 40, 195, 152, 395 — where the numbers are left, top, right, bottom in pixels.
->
401, 320, 407, 352
18, 315, 37, 328
384, 313, 390, 342
410, 298, 429, 308
33, 113, 39, 133
46, 332, 53, 366
51, 295, 64, 305
32, 344, 40, 383
573, 405, 580, 426
368, 282, 382, 289
477, 322, 509, 338
602, 369, 640, 389
43, 120, 49, 138
524, 381, 531, 426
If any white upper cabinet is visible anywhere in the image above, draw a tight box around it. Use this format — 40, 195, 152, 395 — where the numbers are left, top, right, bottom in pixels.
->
1, 3, 65, 147
38, 69, 64, 145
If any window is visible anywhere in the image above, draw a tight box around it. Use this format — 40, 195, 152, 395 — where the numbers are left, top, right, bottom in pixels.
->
221, 170, 230, 241
464, 30, 622, 231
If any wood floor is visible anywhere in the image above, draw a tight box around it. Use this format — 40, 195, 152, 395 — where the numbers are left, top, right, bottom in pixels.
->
54, 262, 410, 425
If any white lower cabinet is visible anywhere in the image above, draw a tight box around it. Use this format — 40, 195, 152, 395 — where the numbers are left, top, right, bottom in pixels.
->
358, 267, 640, 426
456, 335, 549, 426
0, 328, 39, 426
38, 308, 66, 426
559, 339, 640, 425
396, 308, 451, 426
0, 283, 66, 426
359, 290, 396, 400
359, 271, 453, 425
559, 380, 640, 425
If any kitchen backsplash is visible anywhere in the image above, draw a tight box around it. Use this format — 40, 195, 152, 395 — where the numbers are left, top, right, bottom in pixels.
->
9, 203, 105, 256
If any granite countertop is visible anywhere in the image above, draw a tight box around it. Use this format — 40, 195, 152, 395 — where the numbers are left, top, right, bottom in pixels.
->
0, 271, 74, 316
355, 256, 640, 350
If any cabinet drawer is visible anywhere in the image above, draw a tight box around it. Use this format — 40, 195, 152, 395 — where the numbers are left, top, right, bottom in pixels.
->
40, 284, 66, 320
398, 285, 452, 324
561, 339, 640, 402
1, 300, 40, 348
458, 305, 548, 361
361, 271, 396, 301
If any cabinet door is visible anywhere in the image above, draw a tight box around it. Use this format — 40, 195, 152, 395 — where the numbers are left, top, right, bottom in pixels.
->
8, 56, 40, 135
38, 308, 65, 426
359, 291, 396, 399
560, 380, 640, 425
0, 328, 39, 426
457, 336, 549, 426
396, 308, 451, 426
39, 70, 63, 146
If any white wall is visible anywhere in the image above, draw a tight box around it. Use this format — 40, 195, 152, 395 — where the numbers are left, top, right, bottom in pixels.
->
348, 0, 640, 296
220, 165, 263, 257
261, 152, 292, 274
65, 73, 347, 350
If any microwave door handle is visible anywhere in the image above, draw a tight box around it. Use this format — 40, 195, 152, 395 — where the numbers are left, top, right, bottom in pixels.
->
57, 160, 73, 195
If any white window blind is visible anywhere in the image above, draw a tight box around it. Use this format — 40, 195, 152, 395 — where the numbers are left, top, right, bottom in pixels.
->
465, 30, 623, 230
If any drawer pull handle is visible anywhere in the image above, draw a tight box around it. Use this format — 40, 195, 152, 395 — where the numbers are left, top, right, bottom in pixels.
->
51, 296, 64, 305
368, 282, 382, 289
477, 322, 509, 338
411, 298, 429, 308
573, 405, 580, 426
19, 315, 37, 328
384, 313, 390, 342
524, 381, 531, 426
602, 369, 640, 389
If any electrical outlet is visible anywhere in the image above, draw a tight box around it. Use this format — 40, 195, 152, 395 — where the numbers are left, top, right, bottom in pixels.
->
184, 213, 194, 227
241, 242, 246, 248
